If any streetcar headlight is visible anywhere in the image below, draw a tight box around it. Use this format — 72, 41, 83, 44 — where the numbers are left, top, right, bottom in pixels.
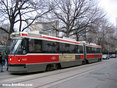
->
9, 58, 12, 61
18, 58, 21, 62
18, 59, 21, 62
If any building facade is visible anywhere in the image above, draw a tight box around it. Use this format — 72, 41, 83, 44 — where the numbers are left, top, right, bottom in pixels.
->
30, 21, 59, 36
0, 28, 9, 45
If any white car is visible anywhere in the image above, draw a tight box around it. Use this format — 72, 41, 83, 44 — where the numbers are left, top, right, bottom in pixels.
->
102, 54, 110, 60
110, 54, 116, 58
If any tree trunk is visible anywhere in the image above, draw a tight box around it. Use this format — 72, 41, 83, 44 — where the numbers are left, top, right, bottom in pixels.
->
76, 33, 79, 41
10, 20, 15, 34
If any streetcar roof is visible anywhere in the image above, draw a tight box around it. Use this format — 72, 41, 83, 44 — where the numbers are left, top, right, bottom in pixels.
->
10, 32, 101, 48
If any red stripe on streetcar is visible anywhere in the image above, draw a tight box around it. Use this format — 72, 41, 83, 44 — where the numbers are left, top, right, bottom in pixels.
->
42, 36, 81, 45
97, 54, 102, 58
9, 55, 59, 64
86, 54, 102, 59
80, 55, 84, 60
21, 33, 28, 36
87, 54, 95, 59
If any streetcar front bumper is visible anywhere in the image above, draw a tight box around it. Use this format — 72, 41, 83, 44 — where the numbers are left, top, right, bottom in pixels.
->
8, 64, 27, 73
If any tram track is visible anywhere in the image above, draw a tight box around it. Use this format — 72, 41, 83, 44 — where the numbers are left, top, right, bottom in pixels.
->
0, 62, 99, 81
0, 60, 110, 88
34, 66, 101, 88
0, 62, 89, 81
34, 61, 110, 88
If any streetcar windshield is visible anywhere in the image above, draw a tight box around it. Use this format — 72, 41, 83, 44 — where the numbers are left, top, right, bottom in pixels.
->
10, 38, 28, 55
10, 39, 22, 54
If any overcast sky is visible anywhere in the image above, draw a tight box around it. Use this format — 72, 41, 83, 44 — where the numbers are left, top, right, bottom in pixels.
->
99, 0, 117, 26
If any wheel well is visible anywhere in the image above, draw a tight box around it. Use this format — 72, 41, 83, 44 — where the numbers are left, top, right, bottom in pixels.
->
46, 63, 61, 71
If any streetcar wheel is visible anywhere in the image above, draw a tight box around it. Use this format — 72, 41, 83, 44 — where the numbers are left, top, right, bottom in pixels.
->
46, 64, 53, 71
98, 58, 102, 62
82, 61, 86, 65
86, 60, 89, 64
56, 64, 61, 69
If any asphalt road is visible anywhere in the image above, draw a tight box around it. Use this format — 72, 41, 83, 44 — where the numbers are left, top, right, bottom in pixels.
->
0, 58, 117, 88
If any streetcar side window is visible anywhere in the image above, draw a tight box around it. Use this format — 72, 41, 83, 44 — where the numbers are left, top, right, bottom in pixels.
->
92, 47, 96, 53
78, 46, 83, 53
59, 43, 65, 53
86, 46, 91, 53
59, 43, 72, 53
29, 39, 35, 52
21, 38, 28, 54
96, 48, 101, 53
59, 43, 77, 53
35, 40, 42, 52
59, 43, 83, 53
95, 48, 98, 53
69, 45, 77, 53
29, 39, 42, 53
86, 46, 94, 53
28, 39, 84, 54
86, 46, 102, 53
42, 41, 59, 53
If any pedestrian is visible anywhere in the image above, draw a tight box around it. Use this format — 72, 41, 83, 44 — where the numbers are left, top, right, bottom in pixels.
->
0, 52, 3, 72
4, 50, 8, 71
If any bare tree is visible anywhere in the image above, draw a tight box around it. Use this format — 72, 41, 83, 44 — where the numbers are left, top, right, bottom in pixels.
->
0, 0, 53, 35
52, 0, 105, 40
86, 18, 116, 53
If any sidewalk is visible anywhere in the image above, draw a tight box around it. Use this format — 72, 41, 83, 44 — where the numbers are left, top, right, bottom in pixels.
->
0, 66, 9, 77
0, 65, 7, 72
3, 65, 7, 71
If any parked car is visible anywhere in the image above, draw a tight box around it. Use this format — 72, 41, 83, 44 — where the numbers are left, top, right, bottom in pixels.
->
102, 54, 110, 60
110, 54, 116, 58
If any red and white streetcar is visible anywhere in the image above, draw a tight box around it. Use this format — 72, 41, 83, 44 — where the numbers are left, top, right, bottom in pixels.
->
8, 32, 102, 73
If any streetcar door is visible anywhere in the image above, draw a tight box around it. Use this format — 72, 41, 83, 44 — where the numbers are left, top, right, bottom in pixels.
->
83, 43, 87, 63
